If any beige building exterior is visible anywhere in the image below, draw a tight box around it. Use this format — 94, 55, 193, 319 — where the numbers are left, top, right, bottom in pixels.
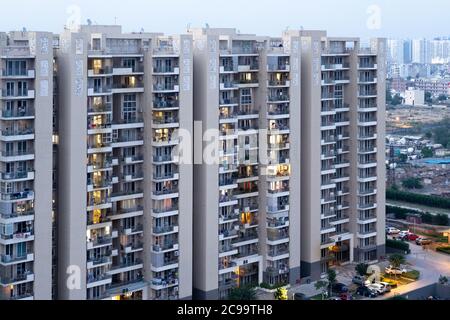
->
190, 28, 301, 299
0, 31, 54, 300
0, 25, 386, 301
56, 25, 193, 300
294, 30, 386, 281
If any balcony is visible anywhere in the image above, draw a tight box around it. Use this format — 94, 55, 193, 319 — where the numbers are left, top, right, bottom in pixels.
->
267, 64, 290, 72
1, 69, 35, 79
153, 84, 179, 93
88, 87, 112, 96
0, 128, 34, 141
152, 205, 179, 217
153, 100, 179, 110
1, 108, 34, 119
1, 253, 33, 265
1, 89, 35, 100
1, 170, 34, 182
87, 236, 112, 249
220, 97, 239, 106
152, 117, 179, 128
0, 272, 34, 286
268, 95, 290, 103
87, 67, 112, 77
153, 225, 179, 235
151, 277, 179, 290
0, 229, 34, 244
1, 190, 34, 202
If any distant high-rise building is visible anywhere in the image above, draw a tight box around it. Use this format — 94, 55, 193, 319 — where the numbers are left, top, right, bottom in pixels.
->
412, 39, 431, 64
403, 40, 412, 64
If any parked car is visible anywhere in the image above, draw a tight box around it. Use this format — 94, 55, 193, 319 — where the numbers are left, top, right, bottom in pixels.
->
352, 275, 367, 285
332, 282, 349, 294
386, 227, 401, 235
293, 292, 310, 300
398, 231, 410, 238
385, 265, 407, 275
378, 282, 392, 293
367, 283, 386, 295
356, 286, 378, 298
402, 233, 419, 241
416, 238, 432, 245
339, 292, 353, 300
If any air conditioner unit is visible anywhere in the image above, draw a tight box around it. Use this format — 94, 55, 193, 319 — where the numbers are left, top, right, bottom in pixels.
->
139, 57, 144, 62
174, 251, 179, 257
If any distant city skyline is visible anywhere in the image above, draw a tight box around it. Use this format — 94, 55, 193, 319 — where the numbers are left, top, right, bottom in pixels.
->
0, 0, 449, 39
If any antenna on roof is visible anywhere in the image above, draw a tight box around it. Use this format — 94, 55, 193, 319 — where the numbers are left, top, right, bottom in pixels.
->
140, 28, 144, 33
87, 19, 92, 26
205, 23, 210, 29
187, 23, 191, 32
22, 27, 27, 33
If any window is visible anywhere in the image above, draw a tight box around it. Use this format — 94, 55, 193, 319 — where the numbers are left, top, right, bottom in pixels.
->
123, 94, 137, 122
122, 58, 136, 70
241, 88, 252, 105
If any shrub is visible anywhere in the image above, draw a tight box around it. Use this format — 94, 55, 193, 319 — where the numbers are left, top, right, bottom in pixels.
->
386, 188, 450, 210
436, 246, 450, 255
381, 278, 398, 288
227, 286, 257, 300
403, 270, 420, 280
259, 282, 286, 290
389, 253, 406, 268
386, 239, 411, 254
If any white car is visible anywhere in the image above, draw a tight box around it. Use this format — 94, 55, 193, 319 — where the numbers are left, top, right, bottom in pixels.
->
385, 265, 407, 275
398, 231, 410, 238
367, 283, 385, 294
378, 282, 392, 293
386, 227, 401, 235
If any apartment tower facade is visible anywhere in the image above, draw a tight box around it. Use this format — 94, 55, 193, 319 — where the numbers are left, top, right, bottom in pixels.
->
0, 31, 54, 300
56, 25, 193, 300
190, 28, 301, 300
296, 30, 386, 280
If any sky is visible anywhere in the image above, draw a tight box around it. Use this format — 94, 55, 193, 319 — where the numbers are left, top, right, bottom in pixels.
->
0, 0, 448, 40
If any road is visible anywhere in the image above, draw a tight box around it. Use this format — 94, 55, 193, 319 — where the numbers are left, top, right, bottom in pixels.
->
374, 241, 450, 299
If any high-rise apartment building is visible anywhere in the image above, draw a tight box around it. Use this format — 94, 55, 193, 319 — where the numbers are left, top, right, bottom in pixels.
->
0, 31, 54, 300
295, 30, 386, 280
190, 28, 301, 299
56, 25, 193, 300
0, 25, 386, 301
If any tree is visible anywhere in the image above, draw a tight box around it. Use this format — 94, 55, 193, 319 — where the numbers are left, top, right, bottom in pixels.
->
386, 90, 392, 103
314, 280, 328, 300
327, 269, 337, 296
424, 131, 432, 139
438, 94, 448, 101
398, 153, 408, 163
391, 94, 403, 106
227, 286, 257, 300
425, 91, 432, 104
401, 177, 423, 189
274, 287, 288, 300
389, 253, 406, 269
439, 275, 448, 285
355, 263, 369, 276
421, 147, 433, 158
